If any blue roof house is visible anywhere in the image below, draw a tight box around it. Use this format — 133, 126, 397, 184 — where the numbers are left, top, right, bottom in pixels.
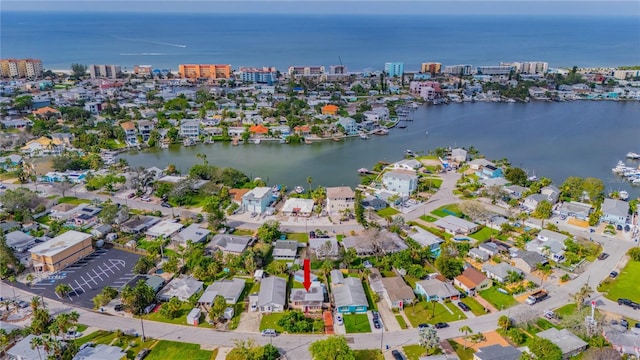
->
479, 165, 503, 179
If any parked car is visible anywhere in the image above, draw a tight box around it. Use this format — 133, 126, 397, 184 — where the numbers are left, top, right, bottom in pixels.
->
372, 311, 379, 319
635, 322, 640, 329
161, 202, 172, 208
621, 319, 629, 328
17, 300, 29, 308
114, 304, 124, 311
135, 348, 149, 360
309, 231, 316, 239
457, 302, 471, 312
618, 298, 640, 310
391, 350, 405, 360
127, 192, 136, 199
261, 329, 277, 337
418, 323, 432, 329
610, 271, 619, 278
598, 253, 609, 260
141, 196, 151, 202
66, 331, 82, 339
434, 322, 449, 329
373, 320, 381, 329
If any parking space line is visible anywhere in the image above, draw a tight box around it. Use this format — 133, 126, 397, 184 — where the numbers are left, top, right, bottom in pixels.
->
102, 262, 117, 274
74, 280, 86, 293
70, 286, 80, 297
97, 265, 111, 278
92, 269, 104, 281
81, 275, 97, 287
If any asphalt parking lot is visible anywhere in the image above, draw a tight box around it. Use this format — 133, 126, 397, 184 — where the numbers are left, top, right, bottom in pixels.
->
30, 247, 141, 309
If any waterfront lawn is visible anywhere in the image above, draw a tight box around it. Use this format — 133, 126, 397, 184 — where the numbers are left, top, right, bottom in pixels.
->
377, 207, 400, 217
431, 204, 463, 218
286, 232, 309, 243
259, 312, 286, 333
469, 227, 498, 242
419, 215, 439, 222
597, 260, 640, 303
404, 301, 466, 328
396, 315, 408, 329
57, 196, 91, 205
448, 340, 475, 360
460, 297, 488, 316
479, 287, 518, 310
343, 314, 371, 333
354, 349, 384, 360
146, 340, 213, 360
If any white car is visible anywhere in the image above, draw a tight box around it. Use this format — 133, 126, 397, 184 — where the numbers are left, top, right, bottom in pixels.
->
66, 331, 82, 339
141, 196, 151, 202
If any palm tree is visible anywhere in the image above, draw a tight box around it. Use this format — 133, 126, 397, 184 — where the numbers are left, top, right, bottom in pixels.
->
54, 283, 73, 299
306, 176, 313, 199
459, 326, 473, 349
30, 296, 42, 312
7, 275, 17, 300
30, 336, 44, 360
573, 283, 594, 311
497, 315, 512, 331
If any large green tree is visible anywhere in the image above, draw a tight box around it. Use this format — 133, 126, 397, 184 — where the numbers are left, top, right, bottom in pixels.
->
257, 220, 281, 243
309, 335, 355, 360
120, 280, 155, 314
504, 167, 528, 186
532, 200, 553, 219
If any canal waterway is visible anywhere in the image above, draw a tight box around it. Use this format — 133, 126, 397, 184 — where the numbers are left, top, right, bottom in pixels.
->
121, 101, 640, 198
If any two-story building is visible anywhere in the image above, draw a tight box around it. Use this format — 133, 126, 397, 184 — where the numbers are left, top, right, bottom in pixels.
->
326, 186, 355, 216
180, 120, 201, 139
382, 170, 418, 197
242, 187, 273, 214
600, 198, 629, 227
120, 121, 138, 145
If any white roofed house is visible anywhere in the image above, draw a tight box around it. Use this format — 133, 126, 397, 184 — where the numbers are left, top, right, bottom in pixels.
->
392, 159, 422, 171
175, 223, 211, 244
600, 198, 629, 227
5, 231, 36, 252
451, 148, 468, 163
242, 186, 273, 214
180, 120, 201, 139
156, 276, 204, 302
197, 278, 246, 306
526, 229, 568, 262
272, 240, 299, 260
482, 263, 523, 283
207, 234, 253, 255
433, 215, 478, 236
326, 186, 355, 217
382, 170, 418, 197
281, 198, 315, 217
257, 276, 287, 313
144, 220, 184, 239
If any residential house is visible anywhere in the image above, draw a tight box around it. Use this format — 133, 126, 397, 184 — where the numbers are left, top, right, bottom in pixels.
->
5, 231, 35, 252
308, 238, 340, 259
380, 276, 415, 309
407, 226, 443, 257
72, 344, 126, 360
603, 329, 640, 357
392, 159, 422, 171
242, 187, 273, 214
1, 119, 32, 130
433, 216, 478, 236
468, 248, 490, 262
541, 185, 560, 204
537, 328, 588, 359
523, 185, 560, 211
207, 234, 253, 255
557, 201, 592, 221
326, 186, 355, 216
454, 267, 491, 295
341, 230, 407, 256
41, 171, 87, 184
125, 275, 165, 294
335, 117, 358, 135
511, 250, 548, 273
49, 203, 83, 221
333, 277, 369, 313
145, 220, 184, 239
451, 148, 468, 163
415, 278, 461, 302
281, 198, 314, 217
32, 106, 61, 119
321, 104, 339, 115
0, 154, 22, 170
120, 121, 138, 145
478, 242, 500, 257
601, 198, 629, 227
361, 197, 387, 211
481, 263, 523, 283
137, 120, 154, 142
503, 185, 527, 200
175, 223, 211, 243
272, 240, 298, 260
289, 283, 325, 313
50, 133, 74, 148
120, 215, 161, 234
257, 276, 287, 313
468, 159, 497, 171
474, 344, 521, 360
180, 120, 201, 139
382, 170, 418, 197
7, 334, 47, 360
156, 276, 204, 302
21, 136, 64, 157
197, 278, 246, 306
90, 224, 112, 239
479, 164, 503, 179
526, 229, 568, 262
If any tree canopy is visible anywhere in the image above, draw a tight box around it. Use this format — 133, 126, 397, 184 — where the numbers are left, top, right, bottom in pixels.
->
309, 336, 355, 360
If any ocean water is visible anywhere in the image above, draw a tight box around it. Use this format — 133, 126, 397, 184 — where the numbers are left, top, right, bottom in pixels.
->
1, 12, 639, 71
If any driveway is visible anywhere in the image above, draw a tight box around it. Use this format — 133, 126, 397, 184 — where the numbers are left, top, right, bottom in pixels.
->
376, 302, 402, 332
235, 311, 261, 333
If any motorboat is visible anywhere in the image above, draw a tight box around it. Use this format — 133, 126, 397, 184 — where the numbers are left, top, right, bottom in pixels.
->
295, 186, 305, 194
619, 190, 629, 201
360, 133, 369, 139
627, 152, 640, 159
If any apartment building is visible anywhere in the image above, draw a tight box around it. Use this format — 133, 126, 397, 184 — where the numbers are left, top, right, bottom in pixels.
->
0, 58, 43, 78
384, 62, 404, 77
133, 65, 153, 75
420, 62, 441, 74
443, 64, 473, 76
288, 65, 325, 77
239, 67, 277, 83
89, 64, 121, 79
178, 64, 231, 79
501, 61, 548, 74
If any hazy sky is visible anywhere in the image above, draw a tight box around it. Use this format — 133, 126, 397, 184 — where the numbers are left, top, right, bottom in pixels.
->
2, 0, 639, 15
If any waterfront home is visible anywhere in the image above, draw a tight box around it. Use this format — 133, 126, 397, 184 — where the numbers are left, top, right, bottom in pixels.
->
526, 229, 567, 262
382, 170, 418, 197
332, 277, 368, 314
433, 215, 478, 236
120, 121, 138, 145
157, 276, 204, 302
326, 186, 355, 216
281, 198, 314, 217
145, 219, 184, 239
180, 120, 201, 139
242, 187, 273, 214
392, 159, 422, 171
454, 267, 491, 295
175, 223, 211, 243
361, 197, 388, 211
137, 120, 154, 142
272, 240, 299, 260
474, 344, 522, 360
407, 226, 443, 257
468, 158, 496, 171
197, 278, 246, 306
415, 278, 461, 302
557, 201, 592, 220
379, 276, 415, 309
537, 328, 587, 359
478, 164, 503, 179
229, 188, 250, 205
21, 136, 64, 157
511, 250, 548, 273
451, 148, 468, 163
481, 263, 523, 283
308, 238, 340, 259
522, 186, 559, 211
600, 198, 629, 227
335, 117, 358, 135
503, 185, 527, 199
257, 276, 287, 313
207, 234, 253, 255
289, 283, 325, 313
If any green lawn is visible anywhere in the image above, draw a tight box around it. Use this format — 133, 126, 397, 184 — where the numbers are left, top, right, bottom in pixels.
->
479, 287, 518, 310
231, 228, 254, 236
377, 207, 400, 217
448, 340, 475, 360
146, 340, 213, 360
555, 304, 577, 317
35, 214, 51, 225
460, 297, 488, 316
419, 215, 439, 222
354, 349, 384, 360
431, 204, 463, 218
286, 232, 309, 243
143, 303, 212, 328
259, 312, 286, 332
405, 301, 466, 327
57, 196, 91, 205
468, 227, 498, 241
396, 315, 408, 329
343, 314, 371, 333
598, 260, 640, 303
75, 330, 157, 359
421, 177, 443, 189
403, 345, 426, 360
